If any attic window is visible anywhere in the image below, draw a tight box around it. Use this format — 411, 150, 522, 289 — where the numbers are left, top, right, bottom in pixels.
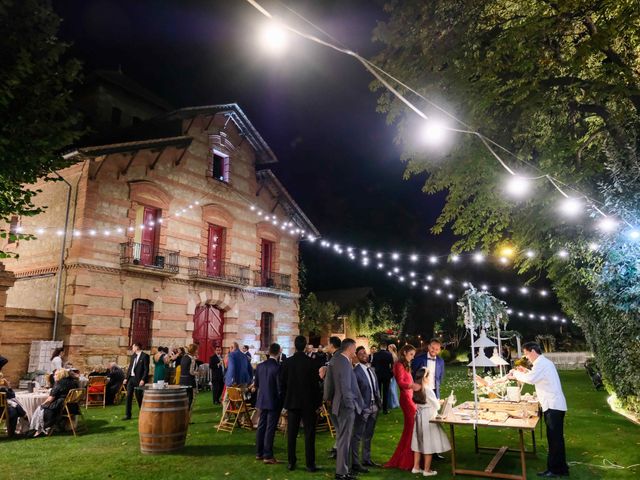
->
210, 150, 230, 183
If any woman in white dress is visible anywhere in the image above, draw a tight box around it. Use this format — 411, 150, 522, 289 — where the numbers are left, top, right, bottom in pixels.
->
387, 343, 400, 409
411, 367, 451, 476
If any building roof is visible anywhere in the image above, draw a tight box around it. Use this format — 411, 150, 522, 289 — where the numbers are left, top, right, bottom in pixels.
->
90, 70, 174, 111
75, 136, 192, 157
256, 169, 320, 236
315, 287, 374, 311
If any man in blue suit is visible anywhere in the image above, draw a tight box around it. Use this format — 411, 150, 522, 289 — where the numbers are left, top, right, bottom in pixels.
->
254, 343, 282, 465
225, 342, 252, 387
411, 338, 445, 399
351, 346, 382, 473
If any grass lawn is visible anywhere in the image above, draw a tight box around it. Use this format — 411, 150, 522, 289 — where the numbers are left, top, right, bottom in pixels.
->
2, 366, 638, 480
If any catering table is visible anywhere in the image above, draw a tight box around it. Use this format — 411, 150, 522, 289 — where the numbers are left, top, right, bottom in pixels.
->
432, 402, 540, 480
14, 390, 50, 420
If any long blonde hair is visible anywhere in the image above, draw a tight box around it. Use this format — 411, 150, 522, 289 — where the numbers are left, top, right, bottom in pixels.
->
54, 368, 69, 382
388, 343, 398, 362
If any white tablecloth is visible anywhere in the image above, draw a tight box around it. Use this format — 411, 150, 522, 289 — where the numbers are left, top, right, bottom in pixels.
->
14, 391, 50, 420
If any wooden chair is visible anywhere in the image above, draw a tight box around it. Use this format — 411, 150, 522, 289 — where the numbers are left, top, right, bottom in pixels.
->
61, 388, 87, 437
316, 402, 336, 438
0, 392, 7, 436
114, 383, 127, 405
85, 376, 108, 408
217, 387, 255, 433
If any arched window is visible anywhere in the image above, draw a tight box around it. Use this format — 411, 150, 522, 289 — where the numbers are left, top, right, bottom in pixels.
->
260, 312, 274, 350
130, 299, 153, 349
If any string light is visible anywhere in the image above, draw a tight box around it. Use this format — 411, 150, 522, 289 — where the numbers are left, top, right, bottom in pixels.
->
559, 197, 582, 217
598, 217, 618, 233
505, 176, 530, 197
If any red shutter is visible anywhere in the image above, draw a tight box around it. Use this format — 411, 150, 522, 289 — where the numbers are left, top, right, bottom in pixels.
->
130, 300, 153, 349
260, 312, 274, 350
193, 305, 224, 363
261, 240, 274, 285
140, 207, 159, 266
207, 225, 224, 276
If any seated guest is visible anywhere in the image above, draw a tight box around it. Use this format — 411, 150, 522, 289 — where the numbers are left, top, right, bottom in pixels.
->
0, 374, 28, 438
105, 362, 125, 405
88, 365, 107, 377
30, 368, 79, 437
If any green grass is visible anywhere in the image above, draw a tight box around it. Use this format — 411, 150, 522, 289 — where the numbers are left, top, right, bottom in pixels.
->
1, 367, 638, 479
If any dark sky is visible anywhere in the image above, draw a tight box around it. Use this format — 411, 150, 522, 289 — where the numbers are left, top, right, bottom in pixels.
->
51, 0, 567, 336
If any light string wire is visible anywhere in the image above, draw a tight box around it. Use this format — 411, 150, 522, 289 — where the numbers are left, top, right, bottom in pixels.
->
244, 0, 636, 229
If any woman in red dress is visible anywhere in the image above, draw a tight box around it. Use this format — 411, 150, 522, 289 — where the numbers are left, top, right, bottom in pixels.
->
385, 344, 421, 470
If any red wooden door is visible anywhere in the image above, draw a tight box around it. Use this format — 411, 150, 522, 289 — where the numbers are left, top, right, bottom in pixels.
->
130, 300, 152, 349
207, 225, 224, 277
261, 239, 274, 285
140, 207, 158, 265
192, 305, 224, 363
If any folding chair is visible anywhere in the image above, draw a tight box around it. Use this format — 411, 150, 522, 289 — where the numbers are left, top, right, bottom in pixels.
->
316, 402, 336, 438
217, 387, 255, 433
61, 388, 87, 437
0, 392, 7, 436
114, 383, 127, 405
85, 376, 108, 408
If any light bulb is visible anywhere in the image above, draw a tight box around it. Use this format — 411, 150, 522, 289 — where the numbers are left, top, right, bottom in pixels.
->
525, 250, 536, 258
260, 21, 288, 55
450, 254, 460, 262
473, 252, 484, 263
557, 249, 569, 258
559, 197, 582, 217
598, 216, 618, 233
421, 120, 448, 145
505, 176, 530, 197
429, 255, 438, 264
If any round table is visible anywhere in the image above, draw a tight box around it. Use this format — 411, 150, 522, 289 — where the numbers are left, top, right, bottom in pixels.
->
14, 391, 50, 420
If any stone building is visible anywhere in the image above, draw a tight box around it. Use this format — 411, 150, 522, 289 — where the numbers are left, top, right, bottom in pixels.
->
0, 103, 317, 381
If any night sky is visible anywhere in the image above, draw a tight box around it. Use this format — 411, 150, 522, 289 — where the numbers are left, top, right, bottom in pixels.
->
52, 0, 568, 337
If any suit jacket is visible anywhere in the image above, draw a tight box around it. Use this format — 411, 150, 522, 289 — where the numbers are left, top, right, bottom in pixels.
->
209, 354, 225, 380
126, 352, 150, 384
354, 363, 381, 410
255, 358, 281, 410
412, 352, 445, 398
324, 353, 363, 416
280, 351, 321, 411
225, 349, 252, 387
371, 349, 394, 381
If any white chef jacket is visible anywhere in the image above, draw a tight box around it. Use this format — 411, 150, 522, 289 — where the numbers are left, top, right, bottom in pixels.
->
513, 355, 567, 412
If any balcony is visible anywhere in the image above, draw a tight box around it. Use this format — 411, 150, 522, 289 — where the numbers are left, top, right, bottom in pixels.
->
120, 241, 179, 276
254, 270, 292, 292
188, 257, 251, 286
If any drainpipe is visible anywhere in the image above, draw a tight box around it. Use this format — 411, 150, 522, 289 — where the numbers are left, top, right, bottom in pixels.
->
52, 157, 76, 340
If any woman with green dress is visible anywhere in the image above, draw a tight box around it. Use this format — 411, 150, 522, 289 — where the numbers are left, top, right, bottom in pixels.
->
153, 346, 170, 382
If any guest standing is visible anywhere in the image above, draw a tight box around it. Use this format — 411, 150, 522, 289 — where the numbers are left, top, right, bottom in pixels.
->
508, 342, 569, 478
325, 338, 363, 480
225, 342, 253, 387
123, 342, 150, 420
209, 345, 225, 404
179, 344, 199, 408
387, 344, 400, 409
153, 346, 169, 383
351, 346, 381, 473
371, 341, 394, 414
49, 347, 64, 387
385, 344, 421, 471
411, 339, 445, 398
320, 336, 342, 460
280, 335, 322, 472
254, 343, 282, 465
411, 367, 451, 476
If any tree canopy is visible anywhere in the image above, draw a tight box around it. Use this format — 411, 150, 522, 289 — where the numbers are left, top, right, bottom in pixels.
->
372, 0, 640, 414
0, 0, 82, 255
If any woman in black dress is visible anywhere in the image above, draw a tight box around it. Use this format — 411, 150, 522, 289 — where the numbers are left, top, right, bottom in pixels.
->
179, 344, 199, 409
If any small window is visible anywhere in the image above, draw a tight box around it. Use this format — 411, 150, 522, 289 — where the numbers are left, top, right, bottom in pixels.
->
260, 312, 274, 350
210, 150, 230, 182
130, 299, 153, 349
111, 107, 122, 126
8, 216, 18, 244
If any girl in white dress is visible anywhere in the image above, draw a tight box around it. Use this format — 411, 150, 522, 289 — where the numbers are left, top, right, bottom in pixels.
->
411, 367, 451, 476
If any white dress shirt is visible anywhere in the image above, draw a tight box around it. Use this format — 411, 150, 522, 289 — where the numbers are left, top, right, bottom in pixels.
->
513, 355, 567, 412
130, 352, 141, 377
426, 356, 437, 390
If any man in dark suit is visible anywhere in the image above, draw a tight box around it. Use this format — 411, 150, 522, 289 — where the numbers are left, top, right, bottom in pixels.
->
324, 338, 363, 480
123, 342, 150, 420
105, 361, 125, 405
352, 346, 381, 472
411, 338, 445, 398
209, 345, 225, 404
280, 335, 322, 472
254, 343, 282, 464
370, 341, 393, 414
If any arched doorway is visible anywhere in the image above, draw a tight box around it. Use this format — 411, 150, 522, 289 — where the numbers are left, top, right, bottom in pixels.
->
193, 305, 224, 363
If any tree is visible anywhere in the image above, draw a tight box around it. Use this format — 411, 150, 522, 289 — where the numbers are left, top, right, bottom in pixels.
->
0, 0, 82, 256
298, 293, 339, 336
372, 0, 640, 414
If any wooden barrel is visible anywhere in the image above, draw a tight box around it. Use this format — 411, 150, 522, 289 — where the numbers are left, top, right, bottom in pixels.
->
138, 385, 190, 454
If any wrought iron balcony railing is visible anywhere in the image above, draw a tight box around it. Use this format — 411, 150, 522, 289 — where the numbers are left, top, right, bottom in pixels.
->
120, 241, 179, 274
188, 257, 251, 285
254, 270, 292, 291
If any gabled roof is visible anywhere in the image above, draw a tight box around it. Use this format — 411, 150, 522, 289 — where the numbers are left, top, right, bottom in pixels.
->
164, 104, 278, 165
75, 136, 192, 157
257, 169, 320, 236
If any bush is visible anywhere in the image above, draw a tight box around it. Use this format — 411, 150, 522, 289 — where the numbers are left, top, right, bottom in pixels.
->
439, 349, 452, 363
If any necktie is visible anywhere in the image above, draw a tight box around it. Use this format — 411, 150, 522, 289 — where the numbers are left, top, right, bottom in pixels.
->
131, 354, 139, 376
366, 367, 377, 404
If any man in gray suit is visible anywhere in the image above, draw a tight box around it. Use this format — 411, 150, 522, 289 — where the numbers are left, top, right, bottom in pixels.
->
324, 338, 363, 480
351, 346, 382, 473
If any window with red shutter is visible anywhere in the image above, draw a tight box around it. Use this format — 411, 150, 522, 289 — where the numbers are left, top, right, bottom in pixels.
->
260, 240, 274, 287
260, 312, 274, 350
130, 299, 153, 349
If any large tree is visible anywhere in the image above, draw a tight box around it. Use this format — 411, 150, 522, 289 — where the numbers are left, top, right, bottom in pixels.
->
0, 0, 82, 255
372, 0, 640, 413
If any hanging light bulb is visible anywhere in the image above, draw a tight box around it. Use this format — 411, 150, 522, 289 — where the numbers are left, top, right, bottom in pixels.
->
525, 250, 536, 258
520, 287, 529, 294
540, 290, 548, 297
260, 20, 288, 55
426, 275, 433, 282
557, 249, 569, 259
450, 254, 460, 262
421, 119, 448, 145
423, 285, 429, 291
36, 228, 45, 235
500, 286, 508, 293
391, 252, 400, 261
435, 289, 442, 295
559, 197, 582, 217
473, 252, 484, 263
628, 229, 640, 240
598, 216, 618, 233
505, 175, 530, 197
377, 262, 384, 269
443, 278, 451, 286
393, 267, 400, 273
429, 255, 438, 264
376, 252, 383, 259
410, 254, 418, 262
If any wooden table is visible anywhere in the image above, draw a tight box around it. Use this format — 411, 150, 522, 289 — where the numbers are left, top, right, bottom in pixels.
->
432, 413, 539, 480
